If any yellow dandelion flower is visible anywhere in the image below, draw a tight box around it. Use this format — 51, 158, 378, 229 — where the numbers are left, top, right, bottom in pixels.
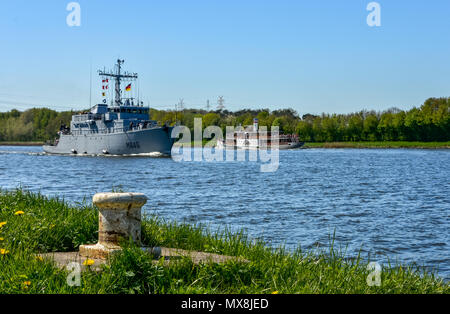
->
36, 256, 44, 262
23, 281, 31, 290
0, 238, 4, 241
0, 222, 6, 228
83, 259, 95, 266
271, 291, 279, 294
0, 249, 9, 255
14, 211, 25, 216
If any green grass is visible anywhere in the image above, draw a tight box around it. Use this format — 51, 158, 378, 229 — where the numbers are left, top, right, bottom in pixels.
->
304, 141, 450, 149
0, 189, 448, 294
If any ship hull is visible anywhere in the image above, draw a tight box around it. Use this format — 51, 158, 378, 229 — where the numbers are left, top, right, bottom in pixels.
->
43, 127, 174, 156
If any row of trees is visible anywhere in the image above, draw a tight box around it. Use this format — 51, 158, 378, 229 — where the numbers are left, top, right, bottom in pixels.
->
151, 97, 449, 142
0, 109, 72, 142
295, 98, 449, 142
0, 97, 448, 142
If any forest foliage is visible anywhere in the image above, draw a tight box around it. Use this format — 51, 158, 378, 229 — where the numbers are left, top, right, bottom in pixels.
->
0, 97, 448, 142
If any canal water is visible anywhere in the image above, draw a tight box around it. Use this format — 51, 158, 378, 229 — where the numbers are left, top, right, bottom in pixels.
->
0, 146, 448, 279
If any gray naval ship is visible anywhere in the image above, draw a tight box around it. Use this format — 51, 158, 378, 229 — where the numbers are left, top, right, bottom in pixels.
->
43, 60, 174, 156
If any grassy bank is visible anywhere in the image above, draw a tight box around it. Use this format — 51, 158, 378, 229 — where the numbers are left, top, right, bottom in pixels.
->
0, 189, 448, 294
304, 141, 450, 149
0, 142, 43, 146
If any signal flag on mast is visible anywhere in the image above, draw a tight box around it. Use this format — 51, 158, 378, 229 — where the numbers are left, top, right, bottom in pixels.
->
125, 83, 131, 92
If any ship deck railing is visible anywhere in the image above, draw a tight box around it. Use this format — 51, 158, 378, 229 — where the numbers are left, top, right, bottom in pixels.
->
69, 123, 158, 136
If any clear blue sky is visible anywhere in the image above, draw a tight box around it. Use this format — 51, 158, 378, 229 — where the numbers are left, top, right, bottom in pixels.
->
0, 0, 449, 114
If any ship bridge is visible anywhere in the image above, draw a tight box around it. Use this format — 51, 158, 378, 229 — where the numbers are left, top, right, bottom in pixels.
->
70, 102, 157, 136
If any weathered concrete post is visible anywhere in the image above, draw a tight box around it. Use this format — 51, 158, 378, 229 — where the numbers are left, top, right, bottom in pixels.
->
79, 192, 148, 259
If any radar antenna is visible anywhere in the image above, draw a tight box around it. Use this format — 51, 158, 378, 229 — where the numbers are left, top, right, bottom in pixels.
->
98, 59, 138, 106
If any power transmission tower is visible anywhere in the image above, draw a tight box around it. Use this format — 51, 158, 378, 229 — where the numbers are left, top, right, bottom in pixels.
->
176, 98, 185, 124
178, 98, 185, 111
206, 99, 210, 111
217, 96, 225, 111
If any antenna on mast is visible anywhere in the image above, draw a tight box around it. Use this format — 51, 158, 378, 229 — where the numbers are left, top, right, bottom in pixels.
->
89, 61, 92, 108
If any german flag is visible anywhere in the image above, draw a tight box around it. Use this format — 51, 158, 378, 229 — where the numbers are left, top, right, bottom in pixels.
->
125, 84, 131, 91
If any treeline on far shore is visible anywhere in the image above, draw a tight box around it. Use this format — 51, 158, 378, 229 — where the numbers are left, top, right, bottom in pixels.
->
0, 97, 448, 142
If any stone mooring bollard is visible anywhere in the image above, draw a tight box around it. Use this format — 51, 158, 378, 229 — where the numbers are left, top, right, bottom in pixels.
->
41, 192, 247, 267
79, 192, 148, 259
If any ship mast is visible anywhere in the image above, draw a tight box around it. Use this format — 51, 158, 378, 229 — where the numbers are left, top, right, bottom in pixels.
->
98, 59, 138, 106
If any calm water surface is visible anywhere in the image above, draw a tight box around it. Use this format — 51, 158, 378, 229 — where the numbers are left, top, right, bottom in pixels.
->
0, 146, 449, 279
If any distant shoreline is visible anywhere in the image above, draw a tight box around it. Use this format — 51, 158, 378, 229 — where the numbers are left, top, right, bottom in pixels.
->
0, 142, 43, 146
303, 141, 450, 149
1, 141, 449, 149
